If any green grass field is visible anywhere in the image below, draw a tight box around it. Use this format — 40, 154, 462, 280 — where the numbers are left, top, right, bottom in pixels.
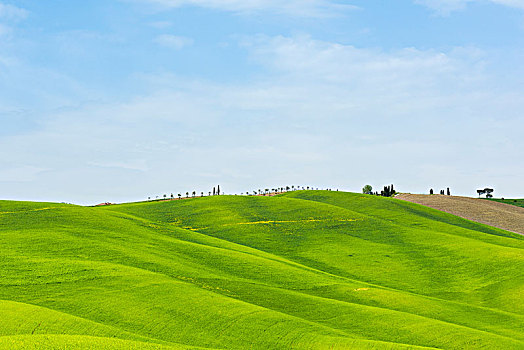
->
0, 191, 523, 349
485, 198, 524, 208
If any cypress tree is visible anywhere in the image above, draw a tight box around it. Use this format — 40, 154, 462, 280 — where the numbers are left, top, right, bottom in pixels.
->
447, 187, 450, 196
217, 185, 220, 195
213, 187, 216, 196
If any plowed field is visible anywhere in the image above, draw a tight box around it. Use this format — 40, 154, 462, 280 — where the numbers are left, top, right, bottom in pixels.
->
396, 194, 524, 235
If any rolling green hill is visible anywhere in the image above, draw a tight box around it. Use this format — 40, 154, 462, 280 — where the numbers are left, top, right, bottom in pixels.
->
486, 198, 524, 208
0, 191, 523, 349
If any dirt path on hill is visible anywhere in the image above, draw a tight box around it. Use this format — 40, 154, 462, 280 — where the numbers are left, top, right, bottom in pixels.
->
396, 194, 524, 235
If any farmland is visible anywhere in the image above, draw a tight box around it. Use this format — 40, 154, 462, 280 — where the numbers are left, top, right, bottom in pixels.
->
396, 193, 524, 235
0, 191, 523, 349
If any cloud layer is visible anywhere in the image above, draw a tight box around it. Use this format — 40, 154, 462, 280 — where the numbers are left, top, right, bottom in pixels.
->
133, 0, 357, 17
2, 35, 522, 203
416, 0, 524, 13
136, 0, 524, 15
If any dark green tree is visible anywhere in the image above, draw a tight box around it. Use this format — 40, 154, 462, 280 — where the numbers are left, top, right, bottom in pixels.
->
362, 185, 373, 195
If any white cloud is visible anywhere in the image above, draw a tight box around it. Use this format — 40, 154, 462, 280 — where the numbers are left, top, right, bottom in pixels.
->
243, 35, 486, 97
486, 0, 524, 8
133, 0, 357, 17
154, 34, 194, 49
415, 0, 524, 13
0, 2, 27, 37
0, 3, 28, 20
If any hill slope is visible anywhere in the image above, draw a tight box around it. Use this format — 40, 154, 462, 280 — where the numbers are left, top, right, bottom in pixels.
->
395, 194, 524, 235
486, 198, 524, 209
0, 192, 523, 349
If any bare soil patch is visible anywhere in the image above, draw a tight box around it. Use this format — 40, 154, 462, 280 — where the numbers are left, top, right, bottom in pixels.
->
396, 194, 524, 235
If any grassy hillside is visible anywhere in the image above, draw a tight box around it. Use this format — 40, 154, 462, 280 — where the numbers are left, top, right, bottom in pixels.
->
0, 191, 523, 349
486, 198, 524, 208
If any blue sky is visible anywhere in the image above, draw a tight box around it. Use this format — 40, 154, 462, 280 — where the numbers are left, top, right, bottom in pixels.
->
1, 0, 523, 204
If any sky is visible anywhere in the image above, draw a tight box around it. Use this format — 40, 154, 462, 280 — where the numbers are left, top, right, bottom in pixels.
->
0, 0, 523, 205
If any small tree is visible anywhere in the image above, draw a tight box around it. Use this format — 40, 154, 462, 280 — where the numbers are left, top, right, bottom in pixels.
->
201, 192, 204, 197
186, 192, 189, 198
163, 194, 167, 200
192, 191, 196, 197
485, 188, 494, 198
362, 185, 373, 195
178, 194, 181, 199
171, 193, 174, 199
447, 188, 450, 196
430, 189, 434, 195
477, 189, 485, 197
217, 185, 220, 195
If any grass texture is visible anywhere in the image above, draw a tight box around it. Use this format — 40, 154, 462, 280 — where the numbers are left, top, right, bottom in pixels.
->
0, 191, 522, 349
486, 198, 524, 208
